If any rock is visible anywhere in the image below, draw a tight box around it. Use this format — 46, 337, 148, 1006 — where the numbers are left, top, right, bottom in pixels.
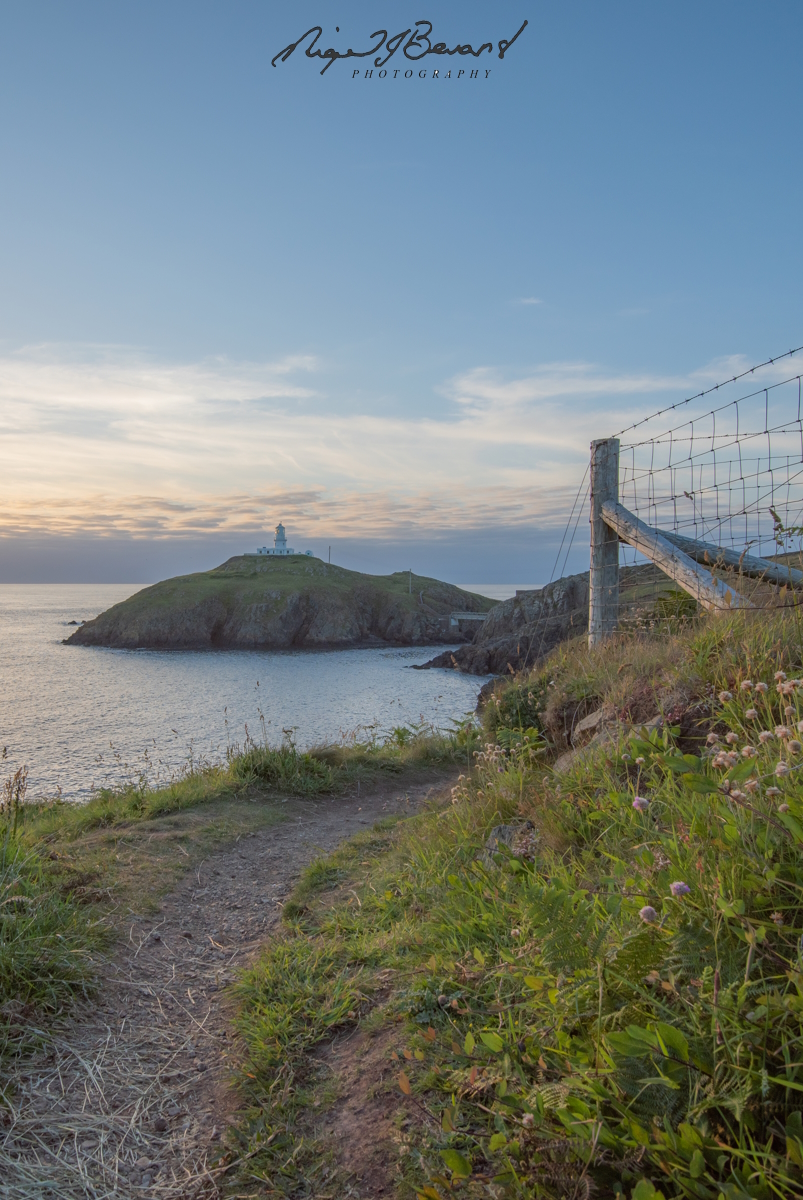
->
553, 713, 664, 775
573, 708, 607, 739
154, 1116, 168, 1132
482, 821, 538, 866
419, 563, 663, 677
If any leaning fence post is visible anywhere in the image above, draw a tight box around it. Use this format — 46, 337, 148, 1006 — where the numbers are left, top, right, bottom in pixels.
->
588, 438, 620, 646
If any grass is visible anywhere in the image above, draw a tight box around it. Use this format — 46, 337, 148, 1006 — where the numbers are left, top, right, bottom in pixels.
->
230, 606, 803, 1200
0, 723, 472, 1080
66, 554, 497, 647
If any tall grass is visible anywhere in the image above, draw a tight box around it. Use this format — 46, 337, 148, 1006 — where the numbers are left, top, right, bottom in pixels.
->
233, 609, 803, 1199
0, 831, 102, 1072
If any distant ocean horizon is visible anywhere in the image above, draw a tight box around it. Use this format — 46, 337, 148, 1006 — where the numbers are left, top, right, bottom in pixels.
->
460, 583, 542, 600
0, 583, 501, 802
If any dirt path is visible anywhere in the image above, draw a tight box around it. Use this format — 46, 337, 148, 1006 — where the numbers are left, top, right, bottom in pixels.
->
0, 775, 452, 1199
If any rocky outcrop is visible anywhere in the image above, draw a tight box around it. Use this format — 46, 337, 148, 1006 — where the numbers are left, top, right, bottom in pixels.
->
420, 571, 589, 676
419, 563, 663, 676
66, 557, 495, 651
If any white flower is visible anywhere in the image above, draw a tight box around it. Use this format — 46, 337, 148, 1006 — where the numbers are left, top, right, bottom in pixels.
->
745, 708, 758, 720
725, 732, 739, 745
743, 779, 759, 793
706, 732, 720, 745
775, 726, 792, 739
766, 786, 781, 796
741, 745, 757, 758
775, 762, 791, 778
775, 671, 787, 682
790, 740, 802, 755
718, 691, 733, 703
759, 731, 774, 743
755, 682, 769, 695
785, 704, 796, 716
740, 680, 753, 691
779, 803, 790, 813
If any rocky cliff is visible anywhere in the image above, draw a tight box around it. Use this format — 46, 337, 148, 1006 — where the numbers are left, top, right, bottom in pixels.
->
65, 557, 496, 651
419, 572, 590, 675
418, 563, 670, 675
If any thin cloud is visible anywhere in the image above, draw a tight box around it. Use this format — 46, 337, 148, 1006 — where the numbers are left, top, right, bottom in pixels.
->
0, 343, 788, 542
517, 297, 543, 305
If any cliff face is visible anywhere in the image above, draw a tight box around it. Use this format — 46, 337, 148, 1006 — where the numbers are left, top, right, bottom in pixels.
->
420, 572, 590, 676
65, 557, 495, 650
419, 563, 667, 676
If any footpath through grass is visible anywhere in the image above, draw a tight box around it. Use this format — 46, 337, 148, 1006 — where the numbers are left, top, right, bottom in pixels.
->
230, 609, 803, 1200
0, 726, 466, 1085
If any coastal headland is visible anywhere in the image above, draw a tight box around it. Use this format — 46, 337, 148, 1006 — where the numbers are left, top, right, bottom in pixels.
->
65, 555, 496, 650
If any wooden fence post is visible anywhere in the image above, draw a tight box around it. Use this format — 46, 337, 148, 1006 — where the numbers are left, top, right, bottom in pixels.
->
589, 438, 620, 646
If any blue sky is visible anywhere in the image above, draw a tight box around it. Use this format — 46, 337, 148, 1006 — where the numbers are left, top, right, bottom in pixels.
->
0, 2, 801, 583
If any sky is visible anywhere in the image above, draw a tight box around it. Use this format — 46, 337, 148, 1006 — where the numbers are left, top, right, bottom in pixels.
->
1, 1, 801, 584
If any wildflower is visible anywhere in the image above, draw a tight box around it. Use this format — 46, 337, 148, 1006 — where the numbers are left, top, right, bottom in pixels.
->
745, 708, 758, 720
639, 905, 658, 923
779, 803, 790, 812
725, 732, 739, 745
632, 796, 650, 811
721, 779, 731, 793
755, 682, 769, 694
718, 690, 733, 702
511, 928, 521, 938
782, 681, 797, 696
635, 756, 645, 765
521, 1112, 534, 1127
786, 705, 796, 716
775, 726, 792, 739
669, 881, 691, 897
758, 731, 774, 743
740, 680, 753, 691
771, 912, 784, 926
790, 740, 803, 754
621, 753, 631, 761
729, 788, 746, 800
744, 779, 759, 793
741, 745, 757, 758
775, 671, 787, 682
775, 762, 791, 778
798, 720, 803, 734
706, 732, 720, 745
766, 786, 781, 796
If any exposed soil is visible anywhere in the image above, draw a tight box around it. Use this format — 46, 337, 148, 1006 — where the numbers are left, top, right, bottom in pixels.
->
0, 772, 455, 1199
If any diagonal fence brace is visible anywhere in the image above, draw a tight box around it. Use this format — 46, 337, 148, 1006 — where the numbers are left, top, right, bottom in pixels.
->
601, 501, 754, 611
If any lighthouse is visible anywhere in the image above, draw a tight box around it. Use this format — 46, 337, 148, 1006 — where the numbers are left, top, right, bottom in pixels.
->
250, 523, 313, 557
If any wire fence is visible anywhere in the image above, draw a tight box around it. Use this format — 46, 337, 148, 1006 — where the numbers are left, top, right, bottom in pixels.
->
618, 368, 803, 572
510, 346, 803, 672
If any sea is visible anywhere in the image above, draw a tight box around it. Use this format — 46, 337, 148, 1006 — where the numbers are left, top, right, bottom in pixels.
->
0, 583, 537, 802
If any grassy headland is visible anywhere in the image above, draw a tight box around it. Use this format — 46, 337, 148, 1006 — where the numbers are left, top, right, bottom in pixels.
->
66, 557, 496, 649
228, 607, 803, 1200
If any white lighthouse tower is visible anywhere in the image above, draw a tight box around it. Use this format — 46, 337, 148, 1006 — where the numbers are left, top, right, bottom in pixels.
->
273, 523, 290, 554
249, 523, 313, 557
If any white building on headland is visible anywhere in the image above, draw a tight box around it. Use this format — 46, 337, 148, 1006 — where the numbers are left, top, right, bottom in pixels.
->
250, 523, 313, 557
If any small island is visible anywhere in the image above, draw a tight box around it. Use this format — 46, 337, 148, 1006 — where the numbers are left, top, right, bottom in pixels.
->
66, 539, 496, 651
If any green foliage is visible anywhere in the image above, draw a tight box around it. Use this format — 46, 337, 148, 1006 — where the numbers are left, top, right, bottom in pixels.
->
232, 609, 803, 1198
483, 678, 550, 741
0, 834, 101, 1066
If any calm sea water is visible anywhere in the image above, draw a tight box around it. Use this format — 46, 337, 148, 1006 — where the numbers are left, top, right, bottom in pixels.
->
0, 584, 496, 802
